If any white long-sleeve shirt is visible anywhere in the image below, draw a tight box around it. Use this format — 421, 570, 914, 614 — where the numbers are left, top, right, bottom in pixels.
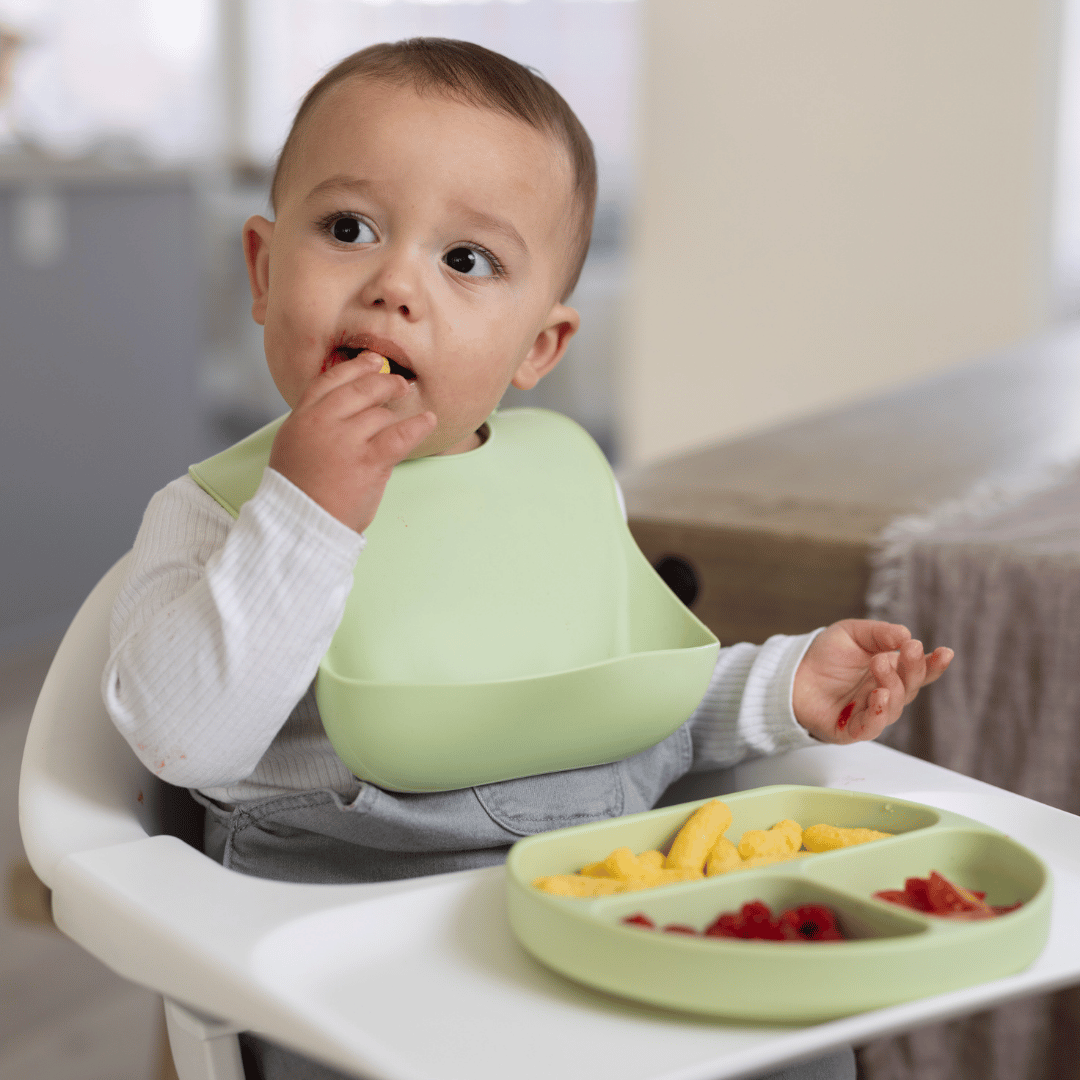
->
103, 467, 819, 805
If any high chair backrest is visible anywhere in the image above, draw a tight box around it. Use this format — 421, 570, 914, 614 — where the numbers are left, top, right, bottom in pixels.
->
19, 554, 168, 888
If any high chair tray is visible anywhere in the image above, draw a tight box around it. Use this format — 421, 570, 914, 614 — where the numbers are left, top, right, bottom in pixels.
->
51, 744, 1080, 1080
505, 786, 1051, 1022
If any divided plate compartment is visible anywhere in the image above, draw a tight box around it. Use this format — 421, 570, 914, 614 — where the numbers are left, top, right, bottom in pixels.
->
505, 785, 1052, 1021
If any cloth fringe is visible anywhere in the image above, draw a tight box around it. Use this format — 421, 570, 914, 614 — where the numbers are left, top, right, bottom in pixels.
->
866, 459, 1080, 622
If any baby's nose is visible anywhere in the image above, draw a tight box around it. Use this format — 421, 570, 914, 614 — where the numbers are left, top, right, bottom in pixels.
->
373, 298, 410, 316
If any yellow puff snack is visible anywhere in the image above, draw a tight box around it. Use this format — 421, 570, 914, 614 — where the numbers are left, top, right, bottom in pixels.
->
736, 818, 803, 860
379, 357, 391, 373
531, 874, 626, 897
620, 866, 702, 891
578, 860, 612, 879
705, 835, 743, 876
603, 846, 646, 881
665, 799, 734, 872
802, 824, 892, 852
639, 850, 665, 871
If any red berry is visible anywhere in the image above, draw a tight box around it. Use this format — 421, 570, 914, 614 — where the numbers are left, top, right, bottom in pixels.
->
778, 904, 839, 941
735, 901, 785, 940
704, 913, 741, 938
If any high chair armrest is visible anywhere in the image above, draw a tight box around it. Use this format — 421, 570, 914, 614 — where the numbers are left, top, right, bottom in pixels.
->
49, 833, 446, 1077
18, 554, 155, 888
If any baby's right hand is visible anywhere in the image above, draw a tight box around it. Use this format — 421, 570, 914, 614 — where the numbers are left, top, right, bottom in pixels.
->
268, 352, 436, 533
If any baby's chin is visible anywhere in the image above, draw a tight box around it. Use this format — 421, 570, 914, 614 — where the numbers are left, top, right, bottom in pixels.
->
410, 423, 484, 459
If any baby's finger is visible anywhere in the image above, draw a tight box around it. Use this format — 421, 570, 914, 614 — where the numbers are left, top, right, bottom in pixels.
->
841, 619, 912, 656
321, 369, 415, 422
895, 639, 931, 702
921, 647, 954, 685
848, 686, 892, 740
367, 410, 437, 465
300, 351, 388, 407
870, 650, 908, 709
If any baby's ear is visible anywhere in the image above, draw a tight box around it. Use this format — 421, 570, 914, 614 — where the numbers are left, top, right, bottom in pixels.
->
512, 302, 580, 390
243, 215, 275, 326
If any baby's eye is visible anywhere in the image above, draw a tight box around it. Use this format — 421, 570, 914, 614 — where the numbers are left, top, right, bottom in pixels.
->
443, 246, 495, 277
329, 216, 375, 244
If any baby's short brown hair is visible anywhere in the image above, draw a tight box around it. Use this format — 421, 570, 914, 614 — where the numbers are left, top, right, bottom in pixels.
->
272, 38, 598, 300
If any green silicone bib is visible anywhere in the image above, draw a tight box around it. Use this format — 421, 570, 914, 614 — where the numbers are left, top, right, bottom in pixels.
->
190, 408, 719, 792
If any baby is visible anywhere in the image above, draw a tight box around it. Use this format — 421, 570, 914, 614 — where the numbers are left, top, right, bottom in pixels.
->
103, 38, 951, 1080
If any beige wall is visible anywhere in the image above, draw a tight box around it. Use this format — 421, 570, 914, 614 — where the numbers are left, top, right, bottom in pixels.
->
620, 0, 1064, 466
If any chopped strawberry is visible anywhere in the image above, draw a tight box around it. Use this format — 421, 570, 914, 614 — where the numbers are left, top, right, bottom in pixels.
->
872, 888, 910, 907
875, 871, 1019, 919
902, 876, 934, 912
927, 871, 994, 916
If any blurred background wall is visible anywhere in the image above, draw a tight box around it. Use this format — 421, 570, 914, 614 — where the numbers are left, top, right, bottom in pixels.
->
622, 0, 1080, 465
1, 0, 1079, 648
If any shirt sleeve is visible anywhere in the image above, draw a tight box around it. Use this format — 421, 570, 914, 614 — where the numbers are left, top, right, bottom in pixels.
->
102, 468, 364, 788
686, 630, 824, 772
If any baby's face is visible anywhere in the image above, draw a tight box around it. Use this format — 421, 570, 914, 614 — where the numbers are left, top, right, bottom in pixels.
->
245, 79, 580, 457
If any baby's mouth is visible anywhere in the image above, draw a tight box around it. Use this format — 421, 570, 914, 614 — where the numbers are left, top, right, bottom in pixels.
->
338, 346, 416, 381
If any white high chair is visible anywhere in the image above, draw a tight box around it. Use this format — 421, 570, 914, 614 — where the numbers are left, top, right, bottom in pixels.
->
19, 555, 440, 1080
20, 557, 1080, 1080
18, 555, 248, 1080
20, 554, 455, 1080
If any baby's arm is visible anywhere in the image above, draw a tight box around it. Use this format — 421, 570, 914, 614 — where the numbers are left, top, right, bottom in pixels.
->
103, 470, 363, 788
104, 353, 436, 788
685, 620, 953, 771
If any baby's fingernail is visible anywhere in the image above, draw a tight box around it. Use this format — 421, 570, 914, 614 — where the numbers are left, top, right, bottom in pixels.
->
357, 349, 387, 370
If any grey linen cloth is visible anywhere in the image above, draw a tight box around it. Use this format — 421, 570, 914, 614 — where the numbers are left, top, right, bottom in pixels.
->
859, 466, 1080, 1080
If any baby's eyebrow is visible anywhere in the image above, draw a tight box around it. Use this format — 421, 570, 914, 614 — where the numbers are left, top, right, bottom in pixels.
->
304, 175, 377, 202
449, 202, 530, 263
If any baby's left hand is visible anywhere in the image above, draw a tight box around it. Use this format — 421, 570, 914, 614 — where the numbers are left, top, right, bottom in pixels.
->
792, 620, 954, 744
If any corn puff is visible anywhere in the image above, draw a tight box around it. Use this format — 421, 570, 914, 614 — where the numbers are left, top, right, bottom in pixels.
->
579, 860, 613, 878
604, 846, 645, 880
705, 835, 743, 876
665, 799, 734, 873
737, 818, 803, 860
531, 874, 626, 897
619, 866, 703, 892
802, 824, 892, 852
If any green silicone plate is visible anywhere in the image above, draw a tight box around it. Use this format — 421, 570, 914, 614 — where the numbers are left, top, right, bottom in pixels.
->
505, 785, 1052, 1022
